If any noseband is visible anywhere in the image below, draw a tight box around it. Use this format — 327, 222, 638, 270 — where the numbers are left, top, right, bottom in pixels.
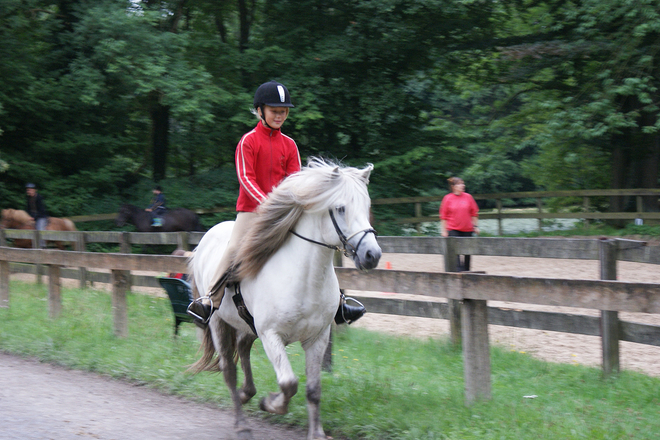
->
290, 209, 377, 259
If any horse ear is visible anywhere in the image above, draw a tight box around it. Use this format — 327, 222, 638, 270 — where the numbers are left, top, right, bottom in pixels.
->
332, 167, 340, 179
359, 164, 373, 183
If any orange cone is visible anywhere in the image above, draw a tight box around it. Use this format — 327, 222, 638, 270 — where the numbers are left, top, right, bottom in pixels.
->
382, 261, 394, 295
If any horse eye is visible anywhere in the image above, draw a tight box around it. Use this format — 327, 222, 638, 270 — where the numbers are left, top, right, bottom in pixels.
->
336, 206, 345, 214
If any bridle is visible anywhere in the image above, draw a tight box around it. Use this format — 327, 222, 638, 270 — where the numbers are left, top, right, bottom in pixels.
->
290, 208, 377, 259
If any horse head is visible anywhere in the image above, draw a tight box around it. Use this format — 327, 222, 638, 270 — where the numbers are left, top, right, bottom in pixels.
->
1, 209, 35, 229
322, 163, 381, 271
0, 209, 9, 229
114, 204, 134, 227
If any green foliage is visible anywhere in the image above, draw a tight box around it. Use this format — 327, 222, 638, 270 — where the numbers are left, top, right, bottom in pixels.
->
2, 0, 660, 227
1, 281, 659, 439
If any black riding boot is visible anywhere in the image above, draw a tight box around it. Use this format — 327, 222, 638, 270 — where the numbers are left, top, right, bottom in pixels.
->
334, 292, 366, 325
187, 270, 234, 325
187, 300, 212, 325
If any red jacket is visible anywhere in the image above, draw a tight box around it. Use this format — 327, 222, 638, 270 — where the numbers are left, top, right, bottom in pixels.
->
439, 192, 479, 232
235, 122, 301, 212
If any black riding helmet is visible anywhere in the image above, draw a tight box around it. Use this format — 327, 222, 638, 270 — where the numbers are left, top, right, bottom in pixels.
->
253, 81, 294, 108
254, 81, 294, 130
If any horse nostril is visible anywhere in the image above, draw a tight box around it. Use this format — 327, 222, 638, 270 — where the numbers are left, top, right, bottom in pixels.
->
365, 250, 381, 267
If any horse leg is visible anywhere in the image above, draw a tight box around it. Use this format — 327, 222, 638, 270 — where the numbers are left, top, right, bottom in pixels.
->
302, 326, 331, 440
236, 332, 257, 404
259, 329, 298, 415
210, 319, 253, 440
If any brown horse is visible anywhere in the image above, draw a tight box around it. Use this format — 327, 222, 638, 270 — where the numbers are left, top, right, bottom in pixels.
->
1, 208, 77, 249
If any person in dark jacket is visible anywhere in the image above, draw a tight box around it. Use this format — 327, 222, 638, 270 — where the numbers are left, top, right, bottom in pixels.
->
25, 183, 48, 248
146, 185, 166, 227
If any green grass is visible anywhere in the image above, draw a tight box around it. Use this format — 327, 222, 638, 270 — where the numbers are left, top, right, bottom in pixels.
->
1, 281, 660, 439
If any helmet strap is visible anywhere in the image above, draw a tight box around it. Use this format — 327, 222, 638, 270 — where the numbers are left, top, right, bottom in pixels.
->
258, 105, 275, 130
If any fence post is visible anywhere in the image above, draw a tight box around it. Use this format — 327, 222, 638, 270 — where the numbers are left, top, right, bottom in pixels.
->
33, 230, 43, 285
536, 197, 542, 232
444, 237, 461, 346
461, 298, 491, 404
119, 232, 132, 292
599, 239, 619, 376
0, 229, 6, 247
583, 197, 590, 228
496, 199, 503, 236
177, 231, 189, 251
415, 202, 422, 234
76, 232, 87, 289
0, 259, 9, 308
48, 264, 62, 319
111, 269, 129, 338
120, 231, 131, 254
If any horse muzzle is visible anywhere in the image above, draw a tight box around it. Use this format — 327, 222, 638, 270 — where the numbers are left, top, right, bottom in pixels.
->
354, 248, 381, 271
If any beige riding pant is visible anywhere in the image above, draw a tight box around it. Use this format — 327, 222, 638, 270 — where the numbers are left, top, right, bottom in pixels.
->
207, 211, 257, 305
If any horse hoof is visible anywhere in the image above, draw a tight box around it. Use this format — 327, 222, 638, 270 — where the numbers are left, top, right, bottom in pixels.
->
239, 387, 256, 404
259, 393, 288, 415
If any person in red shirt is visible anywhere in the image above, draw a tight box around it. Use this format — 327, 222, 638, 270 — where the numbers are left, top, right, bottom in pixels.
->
188, 81, 365, 325
440, 177, 479, 271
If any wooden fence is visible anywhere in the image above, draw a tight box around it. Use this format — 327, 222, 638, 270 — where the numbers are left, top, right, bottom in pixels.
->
1, 235, 660, 404
0, 229, 204, 288
56, 188, 660, 234
371, 188, 660, 233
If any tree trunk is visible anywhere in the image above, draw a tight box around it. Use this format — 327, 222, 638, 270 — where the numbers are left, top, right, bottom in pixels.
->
608, 131, 630, 227
238, 0, 250, 53
151, 103, 170, 182
639, 112, 660, 213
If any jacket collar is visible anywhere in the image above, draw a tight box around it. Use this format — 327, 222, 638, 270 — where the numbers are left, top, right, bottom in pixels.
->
255, 121, 281, 137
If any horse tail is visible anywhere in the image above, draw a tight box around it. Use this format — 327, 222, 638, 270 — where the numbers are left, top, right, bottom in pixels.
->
186, 325, 220, 374
63, 218, 77, 231
186, 263, 223, 374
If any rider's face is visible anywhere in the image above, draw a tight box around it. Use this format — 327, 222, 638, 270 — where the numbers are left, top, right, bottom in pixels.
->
260, 105, 289, 129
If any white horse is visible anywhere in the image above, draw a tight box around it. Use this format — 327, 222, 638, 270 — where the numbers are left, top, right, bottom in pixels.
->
188, 159, 381, 440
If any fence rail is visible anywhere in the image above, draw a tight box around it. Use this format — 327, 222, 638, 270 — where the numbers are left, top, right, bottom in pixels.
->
46, 188, 660, 235
370, 188, 660, 233
2, 235, 660, 404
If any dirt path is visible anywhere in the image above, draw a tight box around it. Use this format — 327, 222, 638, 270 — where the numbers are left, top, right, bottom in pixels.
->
0, 352, 306, 440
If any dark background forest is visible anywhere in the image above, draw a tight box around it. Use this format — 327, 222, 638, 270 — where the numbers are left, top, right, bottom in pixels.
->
1, 0, 659, 233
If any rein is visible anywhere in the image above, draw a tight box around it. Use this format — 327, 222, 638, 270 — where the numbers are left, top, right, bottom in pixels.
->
290, 209, 377, 259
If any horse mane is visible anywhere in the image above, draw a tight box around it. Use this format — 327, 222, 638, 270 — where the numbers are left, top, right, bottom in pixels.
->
233, 158, 372, 280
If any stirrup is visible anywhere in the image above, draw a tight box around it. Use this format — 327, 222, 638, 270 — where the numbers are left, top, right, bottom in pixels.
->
335, 293, 366, 325
187, 296, 214, 324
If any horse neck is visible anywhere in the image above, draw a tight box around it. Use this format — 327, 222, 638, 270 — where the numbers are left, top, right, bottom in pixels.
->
284, 212, 337, 269
124, 205, 145, 222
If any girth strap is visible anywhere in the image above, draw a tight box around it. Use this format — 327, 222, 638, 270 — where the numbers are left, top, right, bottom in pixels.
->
232, 284, 257, 336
